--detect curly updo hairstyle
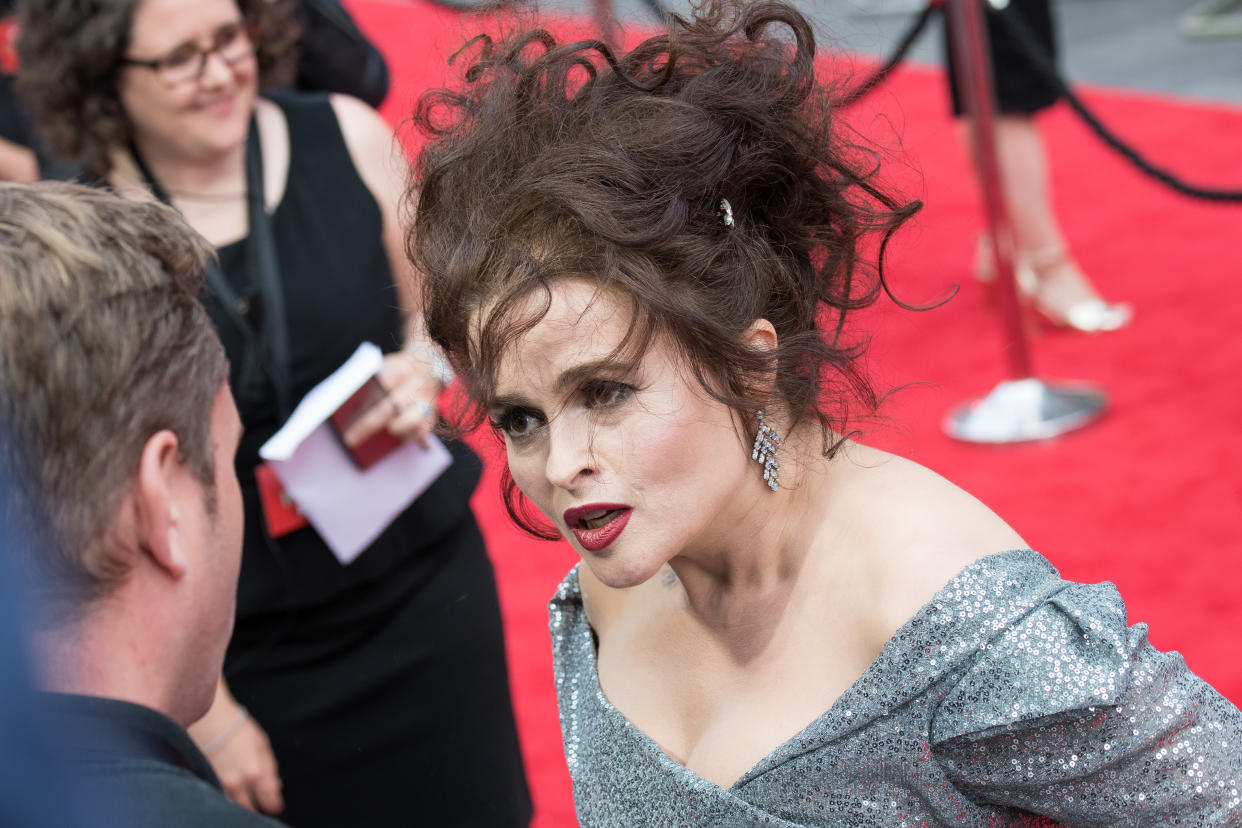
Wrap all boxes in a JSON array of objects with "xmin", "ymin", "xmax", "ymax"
[
  {"xmin": 16, "ymin": 0, "xmax": 299, "ymax": 182},
  {"xmin": 410, "ymin": 0, "xmax": 920, "ymax": 537}
]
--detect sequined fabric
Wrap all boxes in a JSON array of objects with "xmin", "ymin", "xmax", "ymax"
[{"xmin": 549, "ymin": 549, "xmax": 1242, "ymax": 826}]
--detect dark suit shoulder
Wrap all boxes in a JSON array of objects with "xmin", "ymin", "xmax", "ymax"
[{"xmin": 80, "ymin": 757, "xmax": 286, "ymax": 827}]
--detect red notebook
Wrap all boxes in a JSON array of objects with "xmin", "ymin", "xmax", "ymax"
[
  {"xmin": 1, "ymin": 18, "xmax": 20, "ymax": 74},
  {"xmin": 326, "ymin": 374, "xmax": 403, "ymax": 470},
  {"xmin": 254, "ymin": 462, "xmax": 309, "ymax": 538}
]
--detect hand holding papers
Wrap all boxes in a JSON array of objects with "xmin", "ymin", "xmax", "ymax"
[
  {"xmin": 327, "ymin": 373, "xmax": 403, "ymax": 470},
  {"xmin": 259, "ymin": 342, "xmax": 452, "ymax": 565}
]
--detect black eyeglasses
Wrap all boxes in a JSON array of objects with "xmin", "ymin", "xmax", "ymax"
[{"xmin": 121, "ymin": 21, "xmax": 255, "ymax": 87}]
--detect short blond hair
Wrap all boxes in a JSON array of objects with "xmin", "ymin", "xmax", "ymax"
[{"xmin": 0, "ymin": 181, "xmax": 227, "ymax": 618}]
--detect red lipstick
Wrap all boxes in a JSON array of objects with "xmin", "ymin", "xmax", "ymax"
[{"xmin": 563, "ymin": 503, "xmax": 632, "ymax": 552}]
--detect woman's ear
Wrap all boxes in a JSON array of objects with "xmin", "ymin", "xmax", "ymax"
[
  {"xmin": 740, "ymin": 318, "xmax": 779, "ymax": 399},
  {"xmin": 741, "ymin": 318, "xmax": 778, "ymax": 353}
]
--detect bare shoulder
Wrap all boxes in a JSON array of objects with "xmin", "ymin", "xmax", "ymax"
[
  {"xmin": 829, "ymin": 443, "xmax": 1028, "ymax": 643},
  {"xmin": 254, "ymin": 96, "xmax": 286, "ymax": 136},
  {"xmin": 254, "ymin": 98, "xmax": 290, "ymax": 210},
  {"xmin": 329, "ymin": 94, "xmax": 398, "ymax": 163},
  {"xmin": 327, "ymin": 93, "xmax": 407, "ymax": 199}
]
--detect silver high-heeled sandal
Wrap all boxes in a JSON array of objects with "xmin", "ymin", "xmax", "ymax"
[
  {"xmin": 973, "ymin": 235, "xmax": 1040, "ymax": 299},
  {"xmin": 974, "ymin": 237, "xmax": 1132, "ymax": 333},
  {"xmin": 1025, "ymin": 245, "xmax": 1133, "ymax": 333}
]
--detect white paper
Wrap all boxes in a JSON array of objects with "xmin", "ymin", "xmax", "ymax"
[
  {"xmin": 258, "ymin": 342, "xmax": 453, "ymax": 565},
  {"xmin": 260, "ymin": 342, "xmax": 385, "ymax": 462}
]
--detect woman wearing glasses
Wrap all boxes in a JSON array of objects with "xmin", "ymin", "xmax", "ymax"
[{"xmin": 16, "ymin": 1, "xmax": 532, "ymax": 826}]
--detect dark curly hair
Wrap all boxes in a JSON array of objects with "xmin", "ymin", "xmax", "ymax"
[
  {"xmin": 15, "ymin": 0, "xmax": 300, "ymax": 181},
  {"xmin": 409, "ymin": 0, "xmax": 921, "ymax": 538}
]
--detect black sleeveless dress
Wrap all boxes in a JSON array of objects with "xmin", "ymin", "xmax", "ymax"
[{"xmin": 208, "ymin": 91, "xmax": 531, "ymax": 828}]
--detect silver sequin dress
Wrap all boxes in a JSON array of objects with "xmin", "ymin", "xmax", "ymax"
[{"xmin": 549, "ymin": 549, "xmax": 1242, "ymax": 826}]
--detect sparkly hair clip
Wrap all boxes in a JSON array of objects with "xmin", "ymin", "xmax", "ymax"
[{"xmin": 718, "ymin": 198, "xmax": 735, "ymax": 228}]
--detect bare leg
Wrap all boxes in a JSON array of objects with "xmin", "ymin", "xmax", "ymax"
[{"xmin": 962, "ymin": 115, "xmax": 1131, "ymax": 331}]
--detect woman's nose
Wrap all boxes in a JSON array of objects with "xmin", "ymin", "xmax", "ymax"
[
  {"xmin": 544, "ymin": 416, "xmax": 595, "ymax": 491},
  {"xmin": 197, "ymin": 50, "xmax": 235, "ymax": 88}
]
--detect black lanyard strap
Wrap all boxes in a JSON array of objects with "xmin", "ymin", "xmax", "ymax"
[
  {"xmin": 129, "ymin": 116, "xmax": 293, "ymax": 420},
  {"xmin": 241, "ymin": 122, "xmax": 292, "ymax": 421}
]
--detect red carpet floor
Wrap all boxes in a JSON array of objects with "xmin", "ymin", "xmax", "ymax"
[{"xmin": 350, "ymin": 3, "xmax": 1242, "ymax": 824}]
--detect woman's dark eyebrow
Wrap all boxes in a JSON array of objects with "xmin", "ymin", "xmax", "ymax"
[
  {"xmin": 489, "ymin": 359, "xmax": 633, "ymax": 411},
  {"xmin": 155, "ymin": 20, "xmax": 243, "ymax": 59},
  {"xmin": 552, "ymin": 360, "xmax": 631, "ymax": 395},
  {"xmin": 487, "ymin": 393, "xmax": 532, "ymax": 413}
]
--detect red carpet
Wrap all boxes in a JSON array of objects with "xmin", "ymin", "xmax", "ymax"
[{"xmin": 349, "ymin": 3, "xmax": 1242, "ymax": 824}]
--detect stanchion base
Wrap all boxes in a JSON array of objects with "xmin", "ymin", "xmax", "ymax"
[{"xmin": 943, "ymin": 378, "xmax": 1107, "ymax": 444}]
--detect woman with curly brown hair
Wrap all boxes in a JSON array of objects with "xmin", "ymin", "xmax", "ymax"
[
  {"xmin": 411, "ymin": 1, "xmax": 1242, "ymax": 824},
  {"xmin": 16, "ymin": 1, "xmax": 531, "ymax": 826}
]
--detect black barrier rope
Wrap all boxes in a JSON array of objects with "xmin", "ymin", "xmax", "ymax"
[
  {"xmin": 994, "ymin": 2, "xmax": 1242, "ymax": 203},
  {"xmin": 844, "ymin": 1, "xmax": 1242, "ymax": 203},
  {"xmin": 839, "ymin": 2, "xmax": 940, "ymax": 107}
]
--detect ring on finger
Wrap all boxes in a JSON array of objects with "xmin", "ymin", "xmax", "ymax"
[{"xmin": 412, "ymin": 399, "xmax": 434, "ymax": 419}]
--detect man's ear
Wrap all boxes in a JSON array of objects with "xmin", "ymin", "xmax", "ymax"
[{"xmin": 132, "ymin": 429, "xmax": 188, "ymax": 580}]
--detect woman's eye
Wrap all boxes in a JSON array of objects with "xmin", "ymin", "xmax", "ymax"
[
  {"xmin": 583, "ymin": 381, "xmax": 633, "ymax": 410},
  {"xmin": 214, "ymin": 22, "xmax": 246, "ymax": 50},
  {"xmin": 490, "ymin": 409, "xmax": 545, "ymax": 440},
  {"xmin": 161, "ymin": 45, "xmax": 199, "ymax": 70}
]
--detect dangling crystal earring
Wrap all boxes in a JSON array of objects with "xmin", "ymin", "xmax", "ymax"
[{"xmin": 751, "ymin": 409, "xmax": 781, "ymax": 492}]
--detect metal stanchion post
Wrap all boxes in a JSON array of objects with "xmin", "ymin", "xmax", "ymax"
[
  {"xmin": 941, "ymin": 0, "xmax": 1108, "ymax": 443},
  {"xmin": 592, "ymin": 0, "xmax": 620, "ymax": 51}
]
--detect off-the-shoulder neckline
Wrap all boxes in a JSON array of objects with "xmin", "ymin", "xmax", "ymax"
[{"xmin": 553, "ymin": 547, "xmax": 1062, "ymax": 795}]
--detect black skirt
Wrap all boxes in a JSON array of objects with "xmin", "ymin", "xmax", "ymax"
[
  {"xmin": 944, "ymin": 0, "xmax": 1061, "ymax": 116},
  {"xmin": 225, "ymin": 512, "xmax": 532, "ymax": 827}
]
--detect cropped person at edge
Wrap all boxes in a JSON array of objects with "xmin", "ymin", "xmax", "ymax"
[
  {"xmin": 0, "ymin": 181, "xmax": 282, "ymax": 828},
  {"xmin": 16, "ymin": 1, "xmax": 532, "ymax": 824},
  {"xmin": 408, "ymin": 1, "xmax": 1242, "ymax": 824}
]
